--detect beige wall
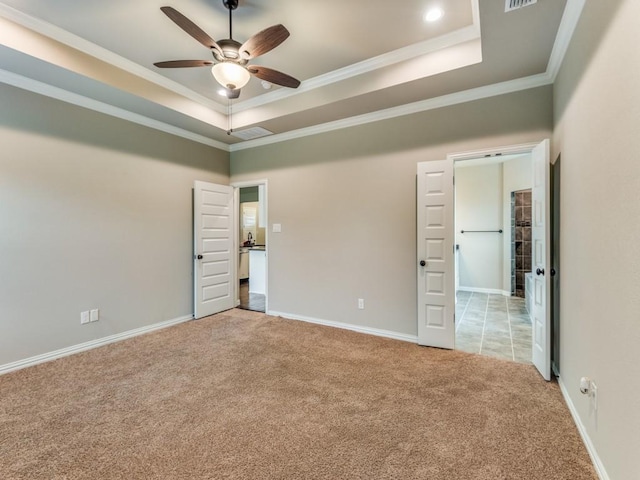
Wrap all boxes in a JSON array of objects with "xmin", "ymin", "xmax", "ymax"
[
  {"xmin": 232, "ymin": 87, "xmax": 553, "ymax": 335},
  {"xmin": 553, "ymin": 0, "xmax": 640, "ymax": 478},
  {"xmin": 3, "ymin": 1, "xmax": 636, "ymax": 473},
  {"xmin": 2, "ymin": 1, "xmax": 637, "ymax": 474},
  {"xmin": 455, "ymin": 163, "xmax": 504, "ymax": 292},
  {"xmin": 0, "ymin": 84, "xmax": 230, "ymax": 366}
]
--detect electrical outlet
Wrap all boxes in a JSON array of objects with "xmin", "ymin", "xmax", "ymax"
[
  {"xmin": 81, "ymin": 311, "xmax": 90, "ymax": 325},
  {"xmin": 90, "ymin": 309, "xmax": 99, "ymax": 322},
  {"xmin": 358, "ymin": 298, "xmax": 364, "ymax": 310}
]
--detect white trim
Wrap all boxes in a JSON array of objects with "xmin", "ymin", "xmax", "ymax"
[
  {"xmin": 558, "ymin": 377, "xmax": 610, "ymax": 480},
  {"xmin": 0, "ymin": 2, "xmax": 226, "ymax": 114},
  {"xmin": 233, "ymin": 187, "xmax": 241, "ymax": 307},
  {"xmin": 234, "ymin": 21, "xmax": 481, "ymax": 112},
  {"xmin": 231, "ymin": 179, "xmax": 270, "ymax": 189},
  {"xmin": 448, "ymin": 142, "xmax": 540, "ymax": 162},
  {"xmin": 1, "ymin": 64, "xmax": 550, "ymax": 154},
  {"xmin": 547, "ymin": 0, "xmax": 586, "ymax": 81},
  {"xmin": 268, "ymin": 311, "xmax": 419, "ymax": 344},
  {"xmin": 471, "ymin": 0, "xmax": 481, "ymax": 31},
  {"xmin": 0, "ymin": 0, "xmax": 584, "ymax": 154},
  {"xmin": 0, "ymin": 0, "xmax": 480, "ymax": 115},
  {"xmin": 0, "ymin": 68, "xmax": 231, "ymax": 152},
  {"xmin": 457, "ymin": 286, "xmax": 511, "ymax": 297},
  {"xmin": 0, "ymin": 314, "xmax": 193, "ymax": 376},
  {"xmin": 231, "ymin": 73, "xmax": 552, "ymax": 151}
]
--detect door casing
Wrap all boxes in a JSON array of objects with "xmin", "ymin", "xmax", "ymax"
[{"xmin": 418, "ymin": 141, "xmax": 552, "ymax": 379}]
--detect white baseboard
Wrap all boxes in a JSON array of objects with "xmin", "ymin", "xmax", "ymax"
[
  {"xmin": 558, "ymin": 377, "xmax": 609, "ymax": 480},
  {"xmin": 268, "ymin": 310, "xmax": 418, "ymax": 344},
  {"xmin": 0, "ymin": 314, "xmax": 194, "ymax": 376},
  {"xmin": 458, "ymin": 286, "xmax": 511, "ymax": 296}
]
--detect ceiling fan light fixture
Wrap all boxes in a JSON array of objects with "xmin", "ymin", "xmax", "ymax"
[{"xmin": 212, "ymin": 62, "xmax": 251, "ymax": 90}]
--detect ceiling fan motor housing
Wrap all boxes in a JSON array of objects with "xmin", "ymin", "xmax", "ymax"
[
  {"xmin": 223, "ymin": 0, "xmax": 239, "ymax": 10},
  {"xmin": 213, "ymin": 39, "xmax": 247, "ymax": 63}
]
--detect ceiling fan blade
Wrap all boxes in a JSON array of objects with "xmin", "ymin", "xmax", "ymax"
[
  {"xmin": 240, "ymin": 24, "xmax": 290, "ymax": 60},
  {"xmin": 247, "ymin": 66, "xmax": 301, "ymax": 89},
  {"xmin": 160, "ymin": 6, "xmax": 222, "ymax": 54},
  {"xmin": 154, "ymin": 60, "xmax": 214, "ymax": 68}
]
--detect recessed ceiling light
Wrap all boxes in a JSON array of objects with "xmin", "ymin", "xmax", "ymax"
[{"xmin": 425, "ymin": 7, "xmax": 444, "ymax": 22}]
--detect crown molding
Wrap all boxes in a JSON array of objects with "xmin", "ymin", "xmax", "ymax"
[
  {"xmin": 0, "ymin": 68, "xmax": 231, "ymax": 152},
  {"xmin": 230, "ymin": 73, "xmax": 553, "ymax": 152},
  {"xmin": 0, "ymin": 2, "xmax": 226, "ymax": 114},
  {"xmin": 0, "ymin": 0, "xmax": 481, "ymax": 118},
  {"xmin": 233, "ymin": 26, "xmax": 481, "ymax": 113},
  {"xmin": 230, "ymin": 0, "xmax": 584, "ymax": 152},
  {"xmin": 0, "ymin": 0, "xmax": 584, "ymax": 155},
  {"xmin": 233, "ymin": 0, "xmax": 482, "ymax": 113},
  {"xmin": 547, "ymin": 0, "xmax": 586, "ymax": 81}
]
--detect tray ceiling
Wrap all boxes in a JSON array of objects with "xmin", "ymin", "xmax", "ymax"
[{"xmin": 0, "ymin": 0, "xmax": 571, "ymax": 149}]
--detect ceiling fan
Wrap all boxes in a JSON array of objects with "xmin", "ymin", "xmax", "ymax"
[{"xmin": 154, "ymin": 0, "xmax": 300, "ymax": 99}]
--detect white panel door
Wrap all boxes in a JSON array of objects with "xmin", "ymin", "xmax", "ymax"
[
  {"xmin": 417, "ymin": 160, "xmax": 455, "ymax": 349},
  {"xmin": 531, "ymin": 140, "xmax": 551, "ymax": 380},
  {"xmin": 194, "ymin": 181, "xmax": 235, "ymax": 319}
]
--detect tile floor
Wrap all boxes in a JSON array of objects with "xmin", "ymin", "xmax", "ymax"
[
  {"xmin": 455, "ymin": 291, "xmax": 532, "ymax": 364},
  {"xmin": 239, "ymin": 280, "xmax": 266, "ymax": 313}
]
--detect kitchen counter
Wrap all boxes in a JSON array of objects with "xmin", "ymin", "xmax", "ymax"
[{"xmin": 240, "ymin": 244, "xmax": 266, "ymax": 251}]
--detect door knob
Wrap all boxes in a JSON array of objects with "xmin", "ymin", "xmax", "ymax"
[
  {"xmin": 420, "ymin": 260, "xmax": 426, "ymax": 267},
  {"xmin": 536, "ymin": 267, "xmax": 545, "ymax": 276},
  {"xmin": 550, "ymin": 268, "xmax": 557, "ymax": 277},
  {"xmin": 196, "ymin": 254, "xmax": 203, "ymax": 260}
]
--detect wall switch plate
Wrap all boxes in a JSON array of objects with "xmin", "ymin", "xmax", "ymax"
[
  {"xmin": 358, "ymin": 298, "xmax": 365, "ymax": 309},
  {"xmin": 272, "ymin": 223, "xmax": 282, "ymax": 233},
  {"xmin": 81, "ymin": 311, "xmax": 90, "ymax": 325},
  {"xmin": 90, "ymin": 309, "xmax": 99, "ymax": 322}
]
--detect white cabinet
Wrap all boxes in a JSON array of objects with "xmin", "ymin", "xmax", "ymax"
[
  {"xmin": 239, "ymin": 249, "xmax": 249, "ymax": 280},
  {"xmin": 249, "ymin": 249, "xmax": 266, "ymax": 294}
]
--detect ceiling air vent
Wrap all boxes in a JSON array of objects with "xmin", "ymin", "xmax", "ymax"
[
  {"xmin": 505, "ymin": 0, "xmax": 537, "ymax": 12},
  {"xmin": 231, "ymin": 127, "xmax": 274, "ymax": 141}
]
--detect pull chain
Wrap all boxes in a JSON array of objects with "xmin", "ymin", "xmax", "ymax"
[{"xmin": 227, "ymin": 95, "xmax": 232, "ymax": 135}]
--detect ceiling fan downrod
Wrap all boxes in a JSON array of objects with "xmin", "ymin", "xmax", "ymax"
[{"xmin": 223, "ymin": 0, "xmax": 238, "ymax": 39}]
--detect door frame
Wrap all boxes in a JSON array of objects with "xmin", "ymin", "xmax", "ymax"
[
  {"xmin": 448, "ymin": 142, "xmax": 540, "ymax": 303},
  {"xmin": 551, "ymin": 155, "xmax": 561, "ymax": 377},
  {"xmin": 445, "ymin": 141, "xmax": 551, "ymax": 377},
  {"xmin": 231, "ymin": 179, "xmax": 269, "ymax": 313}
]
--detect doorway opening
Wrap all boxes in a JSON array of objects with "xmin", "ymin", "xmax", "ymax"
[
  {"xmin": 234, "ymin": 181, "xmax": 268, "ymax": 313},
  {"xmin": 418, "ymin": 140, "xmax": 551, "ymax": 379},
  {"xmin": 453, "ymin": 152, "xmax": 534, "ymax": 364}
]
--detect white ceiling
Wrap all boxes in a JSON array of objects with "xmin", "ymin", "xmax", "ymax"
[{"xmin": 0, "ymin": 0, "xmax": 573, "ymax": 150}]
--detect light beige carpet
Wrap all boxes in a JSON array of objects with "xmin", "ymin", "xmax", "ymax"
[{"xmin": 0, "ymin": 309, "xmax": 596, "ymax": 479}]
